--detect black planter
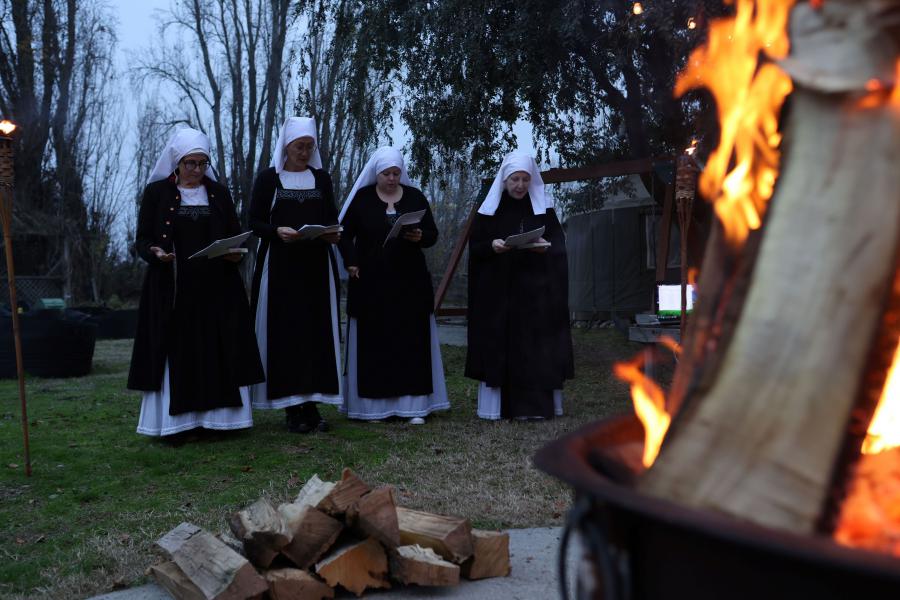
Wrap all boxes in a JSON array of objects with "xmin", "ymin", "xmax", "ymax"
[
  {"xmin": 70, "ymin": 307, "xmax": 139, "ymax": 339},
  {"xmin": 533, "ymin": 415, "xmax": 900, "ymax": 600},
  {"xmin": 0, "ymin": 309, "xmax": 96, "ymax": 378}
]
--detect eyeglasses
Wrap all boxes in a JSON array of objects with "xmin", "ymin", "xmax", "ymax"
[
  {"xmin": 181, "ymin": 159, "xmax": 210, "ymax": 171},
  {"xmin": 290, "ymin": 142, "xmax": 317, "ymax": 152}
]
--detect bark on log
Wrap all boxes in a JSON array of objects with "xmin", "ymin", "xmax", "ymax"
[
  {"xmin": 460, "ymin": 530, "xmax": 511, "ymax": 580},
  {"xmin": 318, "ymin": 469, "xmax": 371, "ymax": 516},
  {"xmin": 278, "ymin": 503, "xmax": 344, "ymax": 569},
  {"xmin": 314, "ymin": 537, "xmax": 390, "ymax": 597},
  {"xmin": 264, "ymin": 568, "xmax": 334, "ymax": 600},
  {"xmin": 396, "ymin": 507, "xmax": 473, "ymax": 563},
  {"xmin": 640, "ymin": 83, "xmax": 900, "ymax": 533},
  {"xmin": 389, "ymin": 545, "xmax": 460, "ymax": 587},
  {"xmin": 347, "ymin": 486, "xmax": 401, "ymax": 548},
  {"xmin": 156, "ymin": 522, "xmax": 269, "ymax": 600},
  {"xmin": 228, "ymin": 498, "xmax": 292, "ymax": 568}
]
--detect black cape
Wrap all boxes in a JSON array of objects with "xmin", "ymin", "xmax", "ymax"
[
  {"xmin": 127, "ymin": 176, "xmax": 265, "ymax": 414},
  {"xmin": 465, "ymin": 192, "xmax": 574, "ymax": 405},
  {"xmin": 337, "ymin": 184, "xmax": 438, "ymax": 398},
  {"xmin": 248, "ymin": 167, "xmax": 341, "ymax": 399}
]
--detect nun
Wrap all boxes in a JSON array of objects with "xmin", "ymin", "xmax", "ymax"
[
  {"xmin": 337, "ymin": 147, "xmax": 449, "ymax": 424},
  {"xmin": 465, "ymin": 151, "xmax": 574, "ymax": 420},
  {"xmin": 128, "ymin": 128, "xmax": 265, "ymax": 437},
  {"xmin": 248, "ymin": 117, "xmax": 343, "ymax": 433}
]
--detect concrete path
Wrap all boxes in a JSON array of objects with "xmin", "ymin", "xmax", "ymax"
[
  {"xmin": 435, "ymin": 321, "xmax": 467, "ymax": 347},
  {"xmin": 90, "ymin": 527, "xmax": 579, "ymax": 600}
]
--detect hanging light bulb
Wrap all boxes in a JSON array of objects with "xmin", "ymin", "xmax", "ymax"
[
  {"xmin": 687, "ymin": 17, "xmax": 697, "ymax": 29},
  {"xmin": 633, "ymin": 2, "xmax": 644, "ymax": 15}
]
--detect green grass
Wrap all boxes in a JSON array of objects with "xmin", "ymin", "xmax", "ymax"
[{"xmin": 0, "ymin": 329, "xmax": 646, "ymax": 599}]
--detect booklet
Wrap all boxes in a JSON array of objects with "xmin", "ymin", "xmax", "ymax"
[
  {"xmin": 188, "ymin": 231, "xmax": 252, "ymax": 259},
  {"xmin": 503, "ymin": 226, "xmax": 546, "ymax": 249},
  {"xmin": 295, "ymin": 224, "xmax": 343, "ymax": 241},
  {"xmin": 383, "ymin": 209, "xmax": 427, "ymax": 246}
]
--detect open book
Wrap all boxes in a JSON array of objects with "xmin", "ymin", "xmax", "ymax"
[
  {"xmin": 384, "ymin": 209, "xmax": 427, "ymax": 246},
  {"xmin": 503, "ymin": 226, "xmax": 550, "ymax": 249},
  {"xmin": 295, "ymin": 224, "xmax": 343, "ymax": 241},
  {"xmin": 188, "ymin": 231, "xmax": 252, "ymax": 259}
]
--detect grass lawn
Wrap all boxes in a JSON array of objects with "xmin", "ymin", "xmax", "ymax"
[{"xmin": 0, "ymin": 329, "xmax": 643, "ymax": 599}]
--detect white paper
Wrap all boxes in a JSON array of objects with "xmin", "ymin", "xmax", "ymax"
[
  {"xmin": 517, "ymin": 240, "xmax": 552, "ymax": 250},
  {"xmin": 503, "ymin": 226, "xmax": 545, "ymax": 248},
  {"xmin": 188, "ymin": 231, "xmax": 252, "ymax": 259},
  {"xmin": 383, "ymin": 209, "xmax": 427, "ymax": 246},
  {"xmin": 295, "ymin": 224, "xmax": 343, "ymax": 241}
]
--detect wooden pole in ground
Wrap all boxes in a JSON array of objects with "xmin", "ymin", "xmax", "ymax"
[{"xmin": 0, "ymin": 121, "xmax": 29, "ymax": 477}]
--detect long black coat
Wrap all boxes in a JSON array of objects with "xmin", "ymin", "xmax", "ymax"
[
  {"xmin": 337, "ymin": 184, "xmax": 438, "ymax": 398},
  {"xmin": 465, "ymin": 192, "xmax": 574, "ymax": 391},
  {"xmin": 127, "ymin": 176, "xmax": 264, "ymax": 393},
  {"xmin": 248, "ymin": 166, "xmax": 341, "ymax": 399}
]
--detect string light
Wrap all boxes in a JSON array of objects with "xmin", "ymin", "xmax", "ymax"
[
  {"xmin": 687, "ymin": 17, "xmax": 697, "ymax": 29},
  {"xmin": 633, "ymin": 2, "xmax": 644, "ymax": 15}
]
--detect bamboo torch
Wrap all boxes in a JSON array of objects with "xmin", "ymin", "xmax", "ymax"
[{"xmin": 0, "ymin": 119, "xmax": 30, "ymax": 477}]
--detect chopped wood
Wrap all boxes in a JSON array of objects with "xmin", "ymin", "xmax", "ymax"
[
  {"xmin": 156, "ymin": 522, "xmax": 268, "ymax": 600},
  {"xmin": 264, "ymin": 568, "xmax": 334, "ymax": 600},
  {"xmin": 347, "ymin": 486, "xmax": 400, "ymax": 548},
  {"xmin": 278, "ymin": 503, "xmax": 344, "ymax": 569},
  {"xmin": 460, "ymin": 530, "xmax": 510, "ymax": 580},
  {"xmin": 228, "ymin": 498, "xmax": 292, "ymax": 568},
  {"xmin": 315, "ymin": 537, "xmax": 390, "ymax": 597},
  {"xmin": 389, "ymin": 544, "xmax": 460, "ymax": 587},
  {"xmin": 639, "ymin": 80, "xmax": 900, "ymax": 533},
  {"xmin": 397, "ymin": 507, "xmax": 473, "ymax": 563},
  {"xmin": 293, "ymin": 474, "xmax": 337, "ymax": 510},
  {"xmin": 149, "ymin": 561, "xmax": 205, "ymax": 600},
  {"xmin": 318, "ymin": 468, "xmax": 371, "ymax": 516}
]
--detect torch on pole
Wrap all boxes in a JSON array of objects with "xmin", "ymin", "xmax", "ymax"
[{"xmin": 0, "ymin": 119, "xmax": 30, "ymax": 477}]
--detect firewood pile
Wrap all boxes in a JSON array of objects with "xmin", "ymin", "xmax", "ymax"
[{"xmin": 148, "ymin": 468, "xmax": 511, "ymax": 599}]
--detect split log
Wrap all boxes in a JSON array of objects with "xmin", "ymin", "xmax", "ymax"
[
  {"xmin": 347, "ymin": 486, "xmax": 401, "ymax": 548},
  {"xmin": 156, "ymin": 522, "xmax": 268, "ymax": 600},
  {"xmin": 460, "ymin": 530, "xmax": 510, "ymax": 580},
  {"xmin": 149, "ymin": 561, "xmax": 205, "ymax": 600},
  {"xmin": 293, "ymin": 474, "xmax": 337, "ymax": 510},
  {"xmin": 278, "ymin": 503, "xmax": 344, "ymax": 569},
  {"xmin": 228, "ymin": 498, "xmax": 292, "ymax": 568},
  {"xmin": 389, "ymin": 545, "xmax": 460, "ymax": 587},
  {"xmin": 397, "ymin": 507, "xmax": 473, "ymax": 563},
  {"xmin": 639, "ymin": 2, "xmax": 900, "ymax": 534},
  {"xmin": 264, "ymin": 568, "xmax": 334, "ymax": 600},
  {"xmin": 315, "ymin": 537, "xmax": 390, "ymax": 597},
  {"xmin": 319, "ymin": 468, "xmax": 371, "ymax": 516}
]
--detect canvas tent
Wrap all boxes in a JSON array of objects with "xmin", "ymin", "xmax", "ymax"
[{"xmin": 566, "ymin": 174, "xmax": 683, "ymax": 319}]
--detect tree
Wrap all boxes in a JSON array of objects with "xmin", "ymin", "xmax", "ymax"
[{"xmin": 354, "ymin": 0, "xmax": 727, "ymax": 181}]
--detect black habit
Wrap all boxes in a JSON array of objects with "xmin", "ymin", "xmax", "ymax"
[
  {"xmin": 127, "ymin": 176, "xmax": 265, "ymax": 415},
  {"xmin": 465, "ymin": 191, "xmax": 574, "ymax": 418},
  {"xmin": 248, "ymin": 166, "xmax": 341, "ymax": 399},
  {"xmin": 338, "ymin": 184, "xmax": 438, "ymax": 398}
]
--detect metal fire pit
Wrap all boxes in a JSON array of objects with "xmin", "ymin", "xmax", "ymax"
[{"xmin": 534, "ymin": 415, "xmax": 900, "ymax": 599}]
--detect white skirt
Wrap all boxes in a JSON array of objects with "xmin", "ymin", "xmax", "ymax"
[
  {"xmin": 137, "ymin": 363, "xmax": 254, "ymax": 436},
  {"xmin": 477, "ymin": 383, "xmax": 564, "ymax": 421},
  {"xmin": 342, "ymin": 316, "xmax": 450, "ymax": 420},
  {"xmin": 250, "ymin": 251, "xmax": 343, "ymax": 409}
]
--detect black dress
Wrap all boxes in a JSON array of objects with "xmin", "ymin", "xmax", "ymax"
[
  {"xmin": 465, "ymin": 191, "xmax": 574, "ymax": 419},
  {"xmin": 129, "ymin": 178, "xmax": 264, "ymax": 433},
  {"xmin": 248, "ymin": 167, "xmax": 341, "ymax": 405},
  {"xmin": 338, "ymin": 184, "xmax": 449, "ymax": 417}
]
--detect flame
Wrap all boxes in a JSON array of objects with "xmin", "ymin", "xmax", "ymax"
[
  {"xmin": 675, "ymin": 0, "xmax": 795, "ymax": 247},
  {"xmin": 0, "ymin": 120, "xmax": 16, "ymax": 136},
  {"xmin": 658, "ymin": 335, "xmax": 682, "ymax": 356},
  {"xmin": 685, "ymin": 138, "xmax": 699, "ymax": 155},
  {"xmin": 862, "ymin": 343, "xmax": 900, "ymax": 454},
  {"xmin": 614, "ymin": 355, "xmax": 671, "ymax": 467},
  {"xmin": 687, "ymin": 267, "xmax": 699, "ymax": 288},
  {"xmin": 632, "ymin": 2, "xmax": 643, "ymax": 15}
]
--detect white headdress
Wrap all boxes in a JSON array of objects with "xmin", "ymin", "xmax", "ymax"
[
  {"xmin": 477, "ymin": 151, "xmax": 547, "ymax": 216},
  {"xmin": 271, "ymin": 116, "xmax": 323, "ymax": 173},
  {"xmin": 338, "ymin": 146, "xmax": 413, "ymax": 221},
  {"xmin": 147, "ymin": 128, "xmax": 215, "ymax": 185}
]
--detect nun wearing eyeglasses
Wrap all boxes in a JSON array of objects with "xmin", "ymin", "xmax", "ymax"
[
  {"xmin": 465, "ymin": 151, "xmax": 574, "ymax": 421},
  {"xmin": 128, "ymin": 128, "xmax": 264, "ymax": 437},
  {"xmin": 248, "ymin": 117, "xmax": 342, "ymax": 434},
  {"xmin": 337, "ymin": 147, "xmax": 449, "ymax": 424}
]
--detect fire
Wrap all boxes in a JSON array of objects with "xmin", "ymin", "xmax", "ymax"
[
  {"xmin": 674, "ymin": 0, "xmax": 795, "ymax": 247},
  {"xmin": 862, "ymin": 342, "xmax": 900, "ymax": 455},
  {"xmin": 614, "ymin": 355, "xmax": 671, "ymax": 467},
  {"xmin": 632, "ymin": 2, "xmax": 643, "ymax": 15},
  {"xmin": 0, "ymin": 120, "xmax": 16, "ymax": 136}
]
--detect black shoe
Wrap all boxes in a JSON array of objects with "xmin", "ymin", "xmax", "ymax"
[
  {"xmin": 316, "ymin": 418, "xmax": 331, "ymax": 432},
  {"xmin": 302, "ymin": 402, "xmax": 329, "ymax": 432},
  {"xmin": 286, "ymin": 406, "xmax": 312, "ymax": 434}
]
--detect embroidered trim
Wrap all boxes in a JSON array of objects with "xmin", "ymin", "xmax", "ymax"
[
  {"xmin": 276, "ymin": 188, "xmax": 322, "ymax": 204},
  {"xmin": 177, "ymin": 205, "xmax": 211, "ymax": 221}
]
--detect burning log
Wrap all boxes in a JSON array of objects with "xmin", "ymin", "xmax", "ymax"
[
  {"xmin": 155, "ymin": 523, "xmax": 269, "ymax": 600},
  {"xmin": 639, "ymin": 0, "xmax": 900, "ymax": 535}
]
